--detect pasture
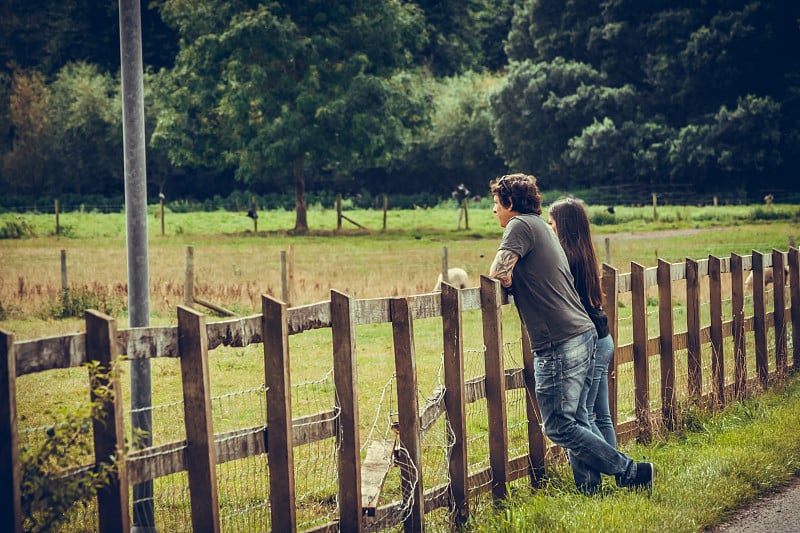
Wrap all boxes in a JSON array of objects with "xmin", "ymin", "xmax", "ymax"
[
  {"xmin": 2, "ymin": 202, "xmax": 798, "ymax": 337},
  {"xmin": 1, "ymin": 203, "xmax": 799, "ymax": 531}
]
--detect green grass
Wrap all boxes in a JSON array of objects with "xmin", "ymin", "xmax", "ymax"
[
  {"xmin": 2, "ymin": 200, "xmax": 799, "ymax": 240},
  {"xmin": 467, "ymin": 373, "xmax": 800, "ymax": 532},
  {"xmin": 3, "ymin": 203, "xmax": 800, "ymax": 531}
]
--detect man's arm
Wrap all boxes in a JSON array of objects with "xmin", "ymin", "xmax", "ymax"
[{"xmin": 490, "ymin": 249, "xmax": 519, "ymax": 288}]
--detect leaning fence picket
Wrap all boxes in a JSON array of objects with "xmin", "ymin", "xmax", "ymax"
[
  {"xmin": 601, "ymin": 264, "xmax": 619, "ymax": 428},
  {"xmin": 480, "ymin": 275, "xmax": 509, "ymax": 500},
  {"xmin": 752, "ymin": 251, "xmax": 769, "ymax": 388},
  {"xmin": 657, "ymin": 259, "xmax": 677, "ymax": 430},
  {"xmin": 330, "ymin": 290, "xmax": 362, "ymax": 532},
  {"xmin": 178, "ymin": 305, "xmax": 221, "ymax": 532},
  {"xmin": 390, "ymin": 297, "xmax": 425, "ymax": 533},
  {"xmin": 790, "ymin": 248, "xmax": 800, "ymax": 369},
  {"xmin": 686, "ymin": 258, "xmax": 703, "ymax": 403},
  {"xmin": 630, "ymin": 262, "xmax": 652, "ymax": 442},
  {"xmin": 441, "ymin": 283, "xmax": 469, "ymax": 526},
  {"xmin": 773, "ymin": 249, "xmax": 788, "ymax": 376},
  {"xmin": 86, "ymin": 310, "xmax": 130, "ymax": 532},
  {"xmin": 0, "ymin": 328, "xmax": 21, "ymax": 533},
  {"xmin": 731, "ymin": 253, "xmax": 748, "ymax": 399},
  {"xmin": 709, "ymin": 256, "xmax": 725, "ymax": 406},
  {"xmin": 262, "ymin": 295, "xmax": 297, "ymax": 532}
]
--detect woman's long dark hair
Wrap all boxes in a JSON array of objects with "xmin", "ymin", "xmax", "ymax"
[{"xmin": 548, "ymin": 197, "xmax": 603, "ymax": 308}]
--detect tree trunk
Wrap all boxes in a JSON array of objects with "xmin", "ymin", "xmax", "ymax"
[{"xmin": 293, "ymin": 155, "xmax": 308, "ymax": 232}]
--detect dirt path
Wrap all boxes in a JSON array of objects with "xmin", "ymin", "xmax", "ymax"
[{"xmin": 710, "ymin": 476, "xmax": 800, "ymax": 532}]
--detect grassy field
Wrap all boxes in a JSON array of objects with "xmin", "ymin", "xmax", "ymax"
[
  {"xmin": 2, "ymin": 203, "xmax": 799, "ymax": 531},
  {"xmin": 1, "ymin": 202, "xmax": 798, "ymax": 337}
]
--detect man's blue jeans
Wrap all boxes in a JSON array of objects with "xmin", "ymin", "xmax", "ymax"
[{"xmin": 533, "ymin": 328, "xmax": 635, "ymax": 493}]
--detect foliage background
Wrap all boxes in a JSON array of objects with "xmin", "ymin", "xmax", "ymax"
[{"xmin": 1, "ymin": 0, "xmax": 799, "ymax": 221}]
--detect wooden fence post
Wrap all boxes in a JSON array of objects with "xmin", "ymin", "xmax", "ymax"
[
  {"xmin": 330, "ymin": 290, "xmax": 362, "ymax": 532},
  {"xmin": 772, "ymin": 249, "xmax": 788, "ymax": 378},
  {"xmin": 601, "ymin": 264, "xmax": 619, "ymax": 429},
  {"xmin": 441, "ymin": 283, "xmax": 469, "ymax": 525},
  {"xmin": 55, "ymin": 198, "xmax": 60, "ymax": 236},
  {"xmin": 177, "ymin": 305, "xmax": 221, "ymax": 533},
  {"xmin": 789, "ymin": 247, "xmax": 800, "ymax": 370},
  {"xmin": 337, "ymin": 194, "xmax": 343, "ymax": 230},
  {"xmin": 708, "ymin": 256, "xmax": 725, "ymax": 406},
  {"xmin": 390, "ymin": 297, "xmax": 425, "ymax": 533},
  {"xmin": 520, "ymin": 324, "xmax": 546, "ymax": 486},
  {"xmin": 752, "ymin": 251, "xmax": 769, "ymax": 389},
  {"xmin": 281, "ymin": 251, "xmax": 290, "ymax": 306},
  {"xmin": 630, "ymin": 263, "xmax": 652, "ymax": 441},
  {"xmin": 0, "ymin": 328, "xmax": 22, "ymax": 533},
  {"xmin": 730, "ymin": 254, "xmax": 747, "ymax": 398},
  {"xmin": 657, "ymin": 259, "xmax": 677, "ymax": 431},
  {"xmin": 686, "ymin": 258, "xmax": 703, "ymax": 403},
  {"xmin": 85, "ymin": 310, "xmax": 130, "ymax": 533},
  {"xmin": 262, "ymin": 295, "xmax": 297, "ymax": 532},
  {"xmin": 61, "ymin": 249, "xmax": 68, "ymax": 301},
  {"xmin": 382, "ymin": 195, "xmax": 388, "ymax": 232},
  {"xmin": 480, "ymin": 275, "xmax": 509, "ymax": 500},
  {"xmin": 441, "ymin": 247, "xmax": 449, "ymax": 285},
  {"xmin": 184, "ymin": 245, "xmax": 194, "ymax": 308}
]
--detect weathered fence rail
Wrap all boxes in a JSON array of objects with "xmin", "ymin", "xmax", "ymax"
[{"xmin": 2, "ymin": 249, "xmax": 799, "ymax": 532}]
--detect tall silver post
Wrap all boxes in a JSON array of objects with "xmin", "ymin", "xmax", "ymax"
[{"xmin": 119, "ymin": 0, "xmax": 154, "ymax": 530}]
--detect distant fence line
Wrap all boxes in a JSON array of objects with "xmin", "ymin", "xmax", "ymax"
[{"xmin": 1, "ymin": 248, "xmax": 799, "ymax": 532}]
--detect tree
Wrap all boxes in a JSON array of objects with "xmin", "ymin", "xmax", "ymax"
[
  {"xmin": 2, "ymin": 67, "xmax": 53, "ymax": 195},
  {"xmin": 49, "ymin": 62, "xmax": 123, "ymax": 196},
  {"xmin": 490, "ymin": 58, "xmax": 636, "ymax": 187},
  {"xmin": 668, "ymin": 95, "xmax": 782, "ymax": 192},
  {"xmin": 153, "ymin": 0, "xmax": 428, "ymax": 231},
  {"xmin": 493, "ymin": 0, "xmax": 798, "ymax": 197}
]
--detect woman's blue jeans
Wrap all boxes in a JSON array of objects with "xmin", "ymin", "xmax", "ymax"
[
  {"xmin": 533, "ymin": 328, "xmax": 634, "ymax": 493},
  {"xmin": 586, "ymin": 334, "xmax": 617, "ymax": 448}
]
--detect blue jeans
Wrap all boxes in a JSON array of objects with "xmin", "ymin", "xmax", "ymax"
[
  {"xmin": 533, "ymin": 328, "xmax": 635, "ymax": 493},
  {"xmin": 586, "ymin": 334, "xmax": 617, "ymax": 448}
]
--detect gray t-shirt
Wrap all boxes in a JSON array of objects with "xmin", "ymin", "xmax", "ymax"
[{"xmin": 499, "ymin": 214, "xmax": 594, "ymax": 350}]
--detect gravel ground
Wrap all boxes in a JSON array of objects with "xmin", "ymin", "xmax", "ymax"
[{"xmin": 710, "ymin": 476, "xmax": 800, "ymax": 532}]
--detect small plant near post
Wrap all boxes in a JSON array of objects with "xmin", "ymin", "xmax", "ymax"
[{"xmin": 20, "ymin": 361, "xmax": 118, "ymax": 533}]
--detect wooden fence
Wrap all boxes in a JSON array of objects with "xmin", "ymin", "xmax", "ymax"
[{"xmin": 2, "ymin": 248, "xmax": 799, "ymax": 533}]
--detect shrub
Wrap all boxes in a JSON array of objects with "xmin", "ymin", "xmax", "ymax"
[
  {"xmin": 21, "ymin": 361, "xmax": 118, "ymax": 533},
  {"xmin": 0, "ymin": 218, "xmax": 36, "ymax": 239},
  {"xmin": 39, "ymin": 287, "xmax": 127, "ymax": 320}
]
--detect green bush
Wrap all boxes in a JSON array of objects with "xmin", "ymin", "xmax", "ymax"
[
  {"xmin": 0, "ymin": 218, "xmax": 36, "ymax": 239},
  {"xmin": 590, "ymin": 211, "xmax": 618, "ymax": 226},
  {"xmin": 40, "ymin": 287, "xmax": 127, "ymax": 320},
  {"xmin": 750, "ymin": 206, "xmax": 800, "ymax": 221},
  {"xmin": 21, "ymin": 361, "xmax": 118, "ymax": 533}
]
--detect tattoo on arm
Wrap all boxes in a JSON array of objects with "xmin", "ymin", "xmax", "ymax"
[{"xmin": 490, "ymin": 250, "xmax": 519, "ymax": 288}]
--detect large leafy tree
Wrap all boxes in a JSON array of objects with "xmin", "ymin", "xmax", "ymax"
[
  {"xmin": 153, "ymin": 0, "xmax": 428, "ymax": 231},
  {"xmin": 493, "ymin": 0, "xmax": 799, "ymax": 196}
]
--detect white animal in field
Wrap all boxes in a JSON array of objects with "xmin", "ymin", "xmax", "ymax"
[
  {"xmin": 433, "ymin": 268, "xmax": 469, "ymax": 292},
  {"xmin": 744, "ymin": 265, "xmax": 789, "ymax": 292}
]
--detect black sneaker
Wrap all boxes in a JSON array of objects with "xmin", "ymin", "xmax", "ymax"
[{"xmin": 628, "ymin": 462, "xmax": 654, "ymax": 493}]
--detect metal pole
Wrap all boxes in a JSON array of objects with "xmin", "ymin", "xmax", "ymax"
[{"xmin": 119, "ymin": 0, "xmax": 154, "ymax": 530}]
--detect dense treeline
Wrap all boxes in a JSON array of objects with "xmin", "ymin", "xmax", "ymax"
[{"xmin": 1, "ymin": 0, "xmax": 798, "ymax": 229}]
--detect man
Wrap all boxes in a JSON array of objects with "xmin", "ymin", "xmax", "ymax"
[{"xmin": 488, "ymin": 173, "xmax": 653, "ymax": 494}]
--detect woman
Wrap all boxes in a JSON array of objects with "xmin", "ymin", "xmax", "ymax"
[{"xmin": 548, "ymin": 196, "xmax": 617, "ymax": 448}]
